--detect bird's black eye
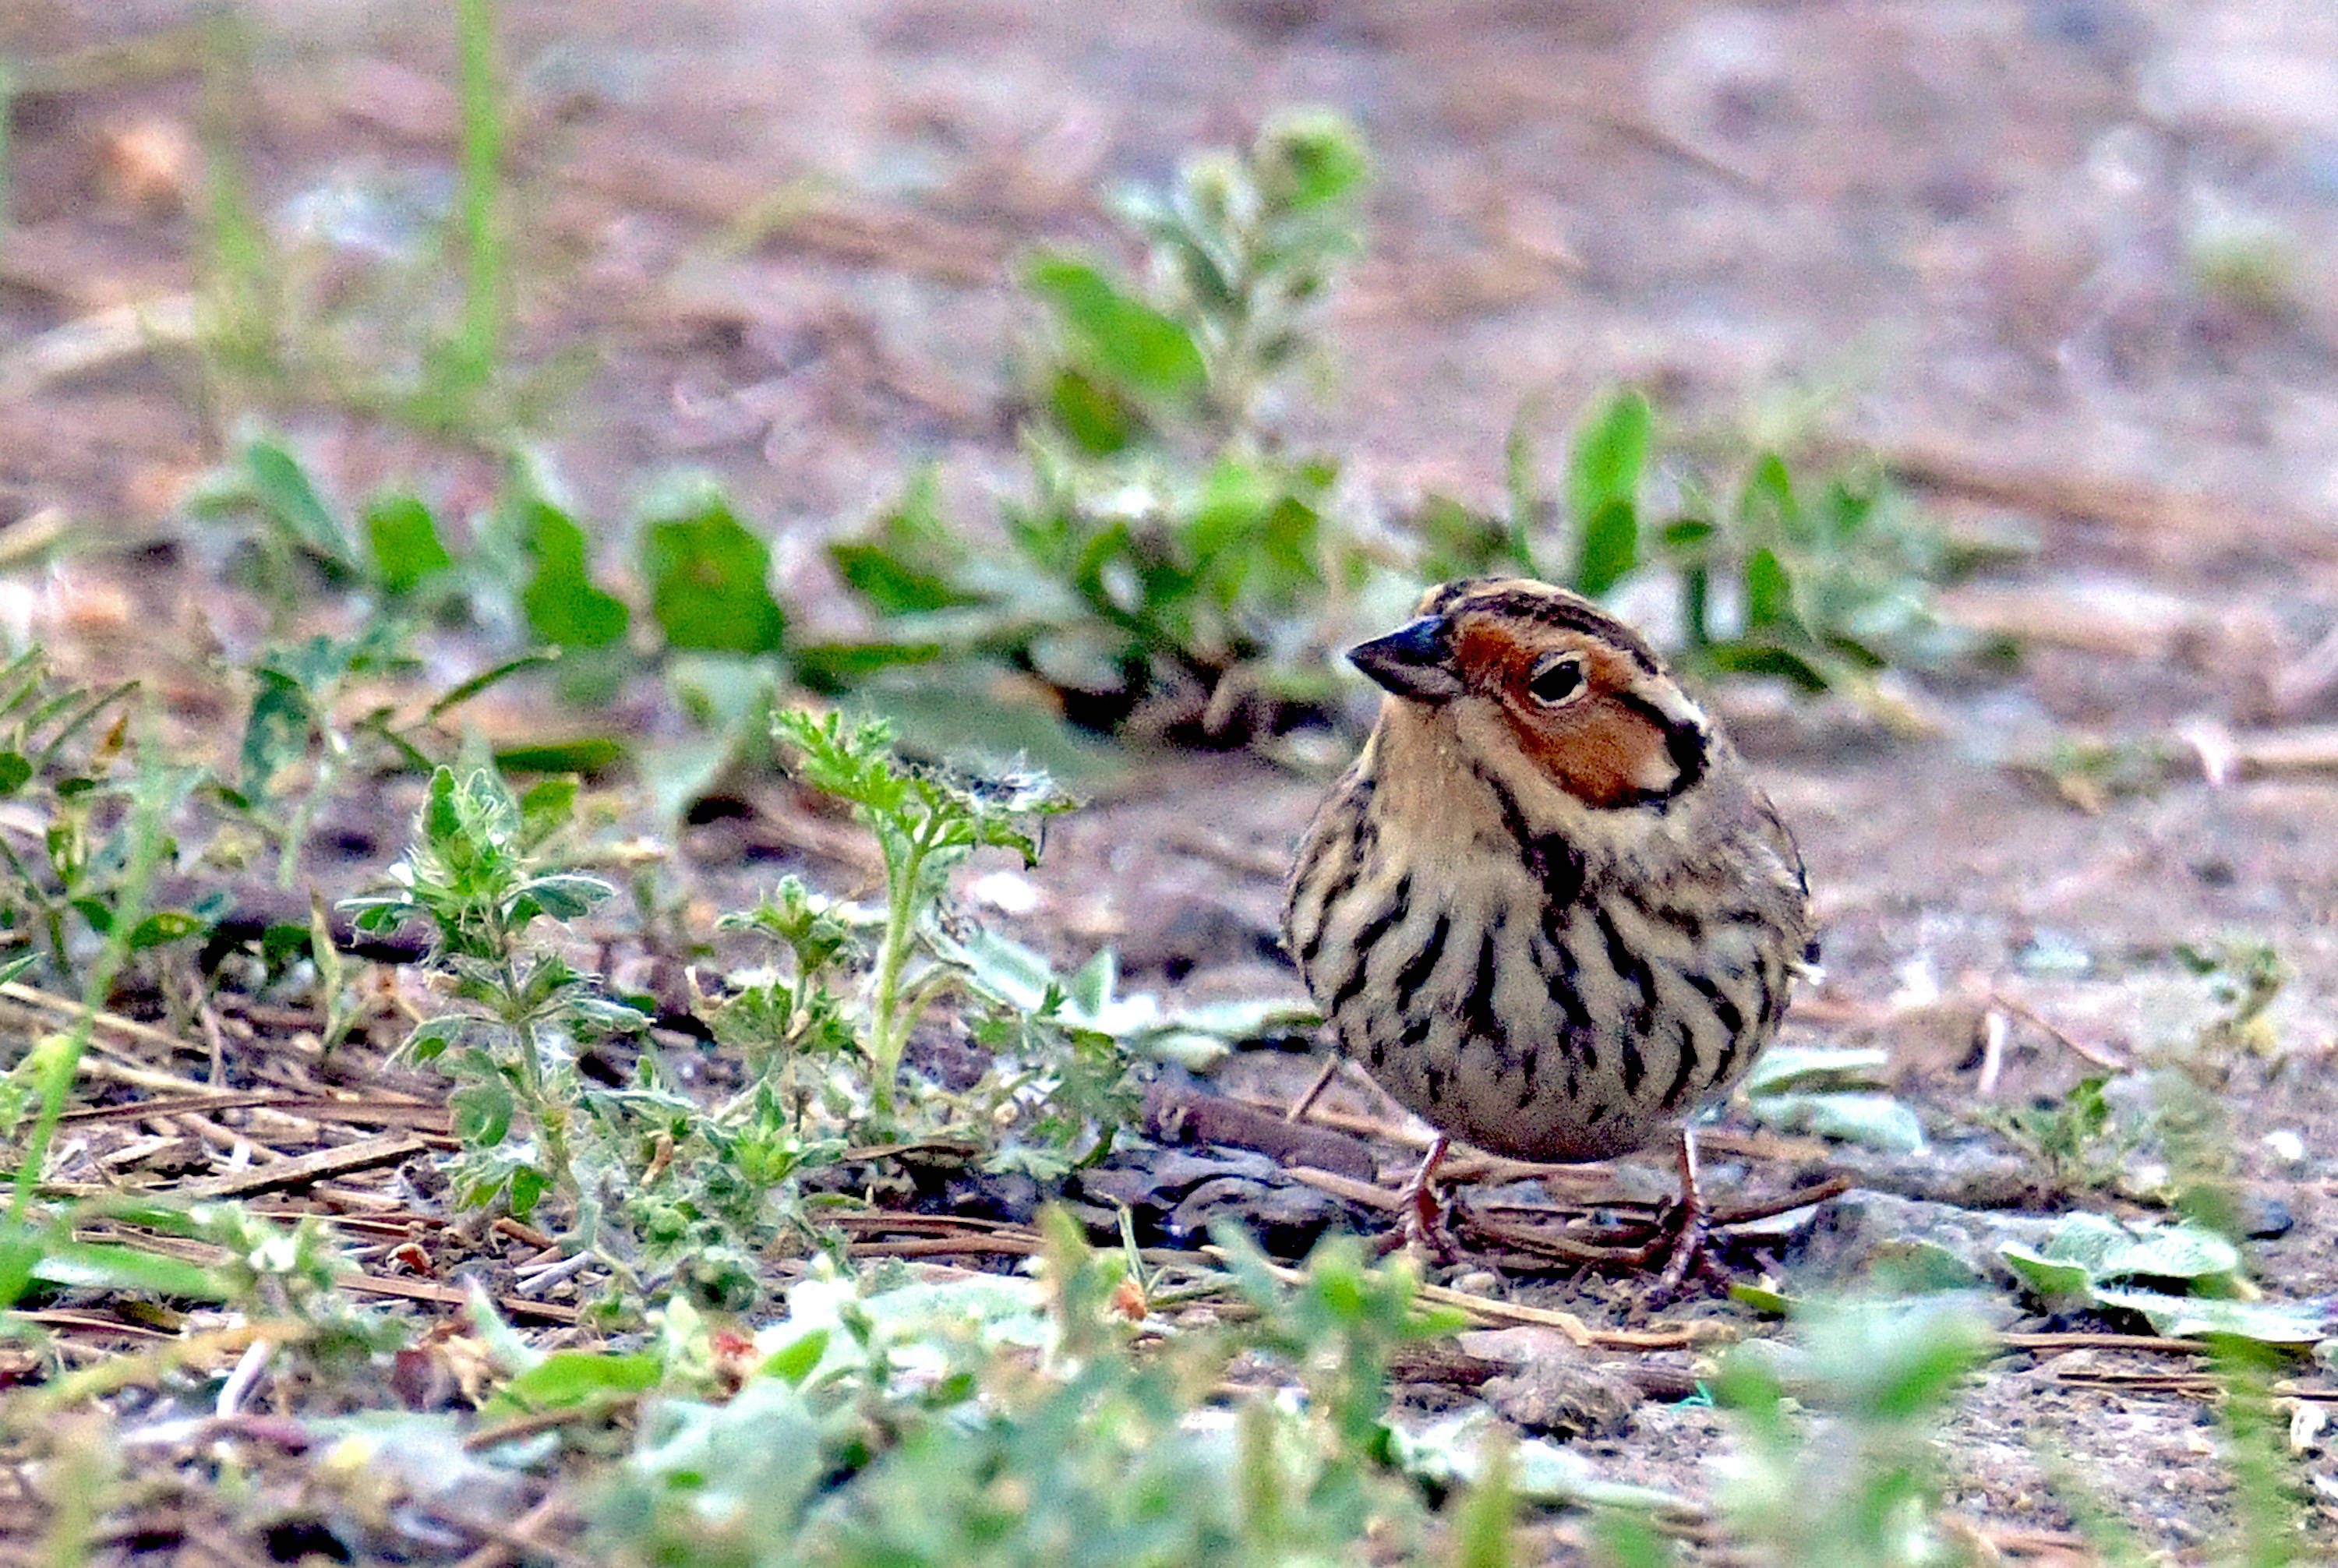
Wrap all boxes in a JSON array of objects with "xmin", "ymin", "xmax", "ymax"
[{"xmin": 1526, "ymin": 654, "xmax": 1587, "ymax": 706}]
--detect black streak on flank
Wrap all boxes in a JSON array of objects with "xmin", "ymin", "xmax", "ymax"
[
  {"xmin": 1595, "ymin": 906, "xmax": 1658, "ymax": 1027},
  {"xmin": 1328, "ymin": 875, "xmax": 1410, "ymax": 1017},
  {"xmin": 1536, "ymin": 914, "xmax": 1596, "ymax": 1038},
  {"xmin": 1706, "ymin": 1029, "xmax": 1741, "ymax": 1089},
  {"xmin": 1391, "ymin": 911, "xmax": 1450, "ymax": 1013},
  {"xmin": 1619, "ymin": 1037, "xmax": 1644, "ymax": 1096},
  {"xmin": 1459, "ymin": 926, "xmax": 1503, "ymax": 1047},
  {"xmin": 1294, "ymin": 862, "xmax": 1353, "ymax": 969},
  {"xmin": 1683, "ymin": 972, "xmax": 1744, "ymax": 1039},
  {"xmin": 1659, "ymin": 1019, "xmax": 1701, "ymax": 1111},
  {"xmin": 1753, "ymin": 955, "xmax": 1784, "ymax": 1030},
  {"xmin": 1630, "ymin": 883, "xmax": 1702, "ymax": 946}
]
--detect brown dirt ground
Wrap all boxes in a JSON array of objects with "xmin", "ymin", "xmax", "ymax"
[{"xmin": 8, "ymin": 1, "xmax": 2338, "ymax": 1562}]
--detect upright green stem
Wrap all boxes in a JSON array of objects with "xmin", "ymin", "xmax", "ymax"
[
  {"xmin": 7, "ymin": 723, "xmax": 168, "ymax": 1229},
  {"xmin": 865, "ymin": 811, "xmax": 947, "ymax": 1114},
  {"xmin": 451, "ymin": 0, "xmax": 505, "ymax": 394},
  {"xmin": 0, "ymin": 835, "xmax": 65, "ymax": 980},
  {"xmin": 277, "ymin": 723, "xmax": 348, "ymax": 890},
  {"xmin": 491, "ymin": 931, "xmax": 574, "ymax": 1206}
]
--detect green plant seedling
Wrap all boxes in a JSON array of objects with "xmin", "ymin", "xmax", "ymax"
[
  {"xmin": 1711, "ymin": 1298, "xmax": 1993, "ymax": 1568},
  {"xmin": 343, "ymin": 766, "xmax": 628, "ymax": 1224},
  {"xmin": 770, "ymin": 710, "xmax": 1075, "ymax": 1115}
]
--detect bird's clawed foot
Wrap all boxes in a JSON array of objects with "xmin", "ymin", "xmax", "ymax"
[
  {"xmin": 1382, "ymin": 1136, "xmax": 1465, "ymax": 1266},
  {"xmin": 1622, "ymin": 1125, "xmax": 1725, "ymax": 1304}
]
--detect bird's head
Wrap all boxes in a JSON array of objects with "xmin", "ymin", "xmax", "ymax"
[{"xmin": 1348, "ymin": 577, "xmax": 1711, "ymax": 810}]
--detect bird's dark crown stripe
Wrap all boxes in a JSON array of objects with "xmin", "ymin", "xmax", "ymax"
[{"xmin": 1425, "ymin": 580, "xmax": 1666, "ymax": 673}]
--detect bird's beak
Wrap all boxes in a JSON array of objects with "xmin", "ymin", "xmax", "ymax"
[{"xmin": 1348, "ymin": 614, "xmax": 1464, "ymax": 702}]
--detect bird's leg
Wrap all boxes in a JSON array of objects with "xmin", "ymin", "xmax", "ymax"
[
  {"xmin": 1284, "ymin": 1054, "xmax": 1344, "ymax": 1124},
  {"xmin": 1390, "ymin": 1135, "xmax": 1460, "ymax": 1263},
  {"xmin": 1649, "ymin": 1123, "xmax": 1713, "ymax": 1297}
]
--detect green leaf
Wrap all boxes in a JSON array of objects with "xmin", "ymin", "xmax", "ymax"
[
  {"xmin": 2094, "ymin": 1288, "xmax": 2332, "ymax": 1344},
  {"xmin": 516, "ymin": 872, "xmax": 615, "ymax": 921},
  {"xmin": 125, "ymin": 910, "xmax": 204, "ymax": 951},
  {"xmin": 1566, "ymin": 391, "xmax": 1651, "ymax": 537},
  {"xmin": 365, "ymin": 494, "xmax": 455, "ymax": 594},
  {"xmin": 493, "ymin": 737, "xmax": 626, "ymax": 776},
  {"xmin": 1704, "ymin": 641, "xmax": 1829, "ymax": 691},
  {"xmin": 0, "ymin": 1235, "xmax": 41, "ymax": 1309},
  {"xmin": 2001, "ymin": 1214, "xmax": 2248, "ymax": 1309},
  {"xmin": 1999, "ymin": 1244, "xmax": 2103, "ymax": 1303},
  {"xmin": 1750, "ymin": 1089, "xmax": 1926, "ymax": 1153},
  {"xmin": 1066, "ymin": 948, "xmax": 1116, "ymax": 1017},
  {"xmin": 1729, "ymin": 1280, "xmax": 1792, "ymax": 1315},
  {"xmin": 1573, "ymin": 498, "xmax": 1637, "ymax": 597},
  {"xmin": 33, "ymin": 1238, "xmax": 228, "ymax": 1300},
  {"xmin": 501, "ymin": 1349, "xmax": 664, "ymax": 1409},
  {"xmin": 0, "ymin": 752, "xmax": 30, "ymax": 795},
  {"xmin": 1026, "ymin": 254, "xmax": 1207, "ymax": 400},
  {"xmin": 1186, "ymin": 454, "xmax": 1322, "ymax": 605},
  {"xmin": 450, "ymin": 1079, "xmax": 514, "ymax": 1146},
  {"xmin": 1744, "ymin": 1044, "xmax": 1891, "ymax": 1094},
  {"xmin": 425, "ymin": 654, "xmax": 562, "ymax": 726},
  {"xmin": 1743, "ymin": 546, "xmax": 1792, "ymax": 630},
  {"xmin": 261, "ymin": 921, "xmax": 313, "ymax": 966},
  {"xmin": 830, "ymin": 468, "xmax": 980, "ymax": 614},
  {"xmin": 1045, "ymin": 366, "xmax": 1143, "ymax": 454},
  {"xmin": 1411, "ymin": 493, "xmax": 1510, "ymax": 582},
  {"xmin": 1660, "ymin": 517, "xmax": 1713, "ymax": 551},
  {"xmin": 829, "ymin": 546, "xmax": 963, "ymax": 618},
  {"xmin": 1739, "ymin": 452, "xmax": 1799, "ymax": 542},
  {"xmin": 516, "ymin": 776, "xmax": 579, "ymax": 835},
  {"xmin": 243, "ymin": 437, "xmax": 355, "ymax": 565},
  {"xmin": 238, "ymin": 669, "xmax": 314, "ymax": 803},
  {"xmin": 519, "ymin": 500, "xmax": 629, "ymax": 650},
  {"xmin": 1258, "ymin": 108, "xmax": 1370, "ymax": 210},
  {"xmin": 789, "ymin": 641, "xmax": 943, "ymax": 693},
  {"xmin": 642, "ymin": 501, "xmax": 787, "ymax": 655},
  {"xmin": 760, "ymin": 1326, "xmax": 831, "ymax": 1386},
  {"xmin": 507, "ymin": 1162, "xmax": 549, "ymax": 1217}
]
